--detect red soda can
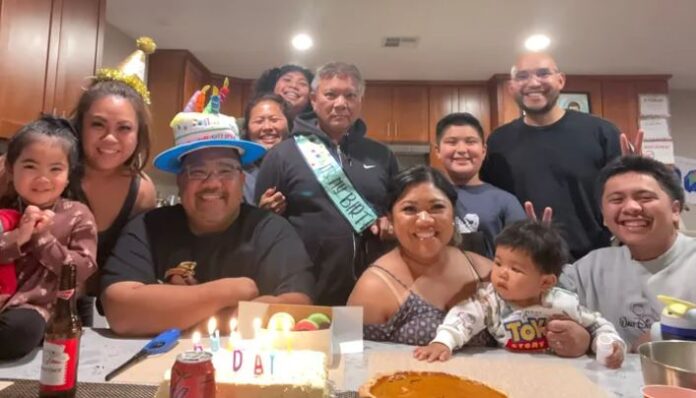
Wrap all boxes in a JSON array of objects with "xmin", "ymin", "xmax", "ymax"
[{"xmin": 170, "ymin": 351, "xmax": 216, "ymax": 398}]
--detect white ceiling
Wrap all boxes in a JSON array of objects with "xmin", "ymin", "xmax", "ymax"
[{"xmin": 107, "ymin": 0, "xmax": 696, "ymax": 89}]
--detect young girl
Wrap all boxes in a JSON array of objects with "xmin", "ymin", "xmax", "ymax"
[{"xmin": 0, "ymin": 115, "xmax": 97, "ymax": 360}]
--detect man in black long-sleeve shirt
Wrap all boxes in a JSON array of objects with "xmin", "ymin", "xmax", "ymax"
[{"xmin": 481, "ymin": 53, "xmax": 621, "ymax": 260}]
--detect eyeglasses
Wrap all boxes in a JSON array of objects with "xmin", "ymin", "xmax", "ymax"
[
  {"xmin": 183, "ymin": 164, "xmax": 242, "ymax": 181},
  {"xmin": 512, "ymin": 68, "xmax": 559, "ymax": 82}
]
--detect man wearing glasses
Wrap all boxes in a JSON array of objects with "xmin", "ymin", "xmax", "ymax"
[
  {"xmin": 481, "ymin": 52, "xmax": 621, "ymax": 261},
  {"xmin": 100, "ymin": 108, "xmax": 315, "ymax": 336}
]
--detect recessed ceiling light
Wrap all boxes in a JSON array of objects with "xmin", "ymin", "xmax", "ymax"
[
  {"xmin": 292, "ymin": 33, "xmax": 313, "ymax": 51},
  {"xmin": 524, "ymin": 34, "xmax": 550, "ymax": 51}
]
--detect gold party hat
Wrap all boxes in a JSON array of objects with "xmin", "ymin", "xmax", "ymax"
[{"xmin": 95, "ymin": 36, "xmax": 156, "ymax": 104}]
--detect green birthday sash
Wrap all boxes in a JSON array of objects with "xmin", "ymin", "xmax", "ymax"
[{"xmin": 295, "ymin": 135, "xmax": 378, "ymax": 233}]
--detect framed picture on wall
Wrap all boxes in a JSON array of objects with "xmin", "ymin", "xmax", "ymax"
[{"xmin": 559, "ymin": 93, "xmax": 591, "ymax": 113}]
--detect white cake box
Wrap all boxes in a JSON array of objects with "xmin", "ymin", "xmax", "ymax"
[{"xmin": 237, "ymin": 301, "xmax": 363, "ymax": 360}]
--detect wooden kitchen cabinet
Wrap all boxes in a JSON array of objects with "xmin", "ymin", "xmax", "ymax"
[
  {"xmin": 361, "ymin": 84, "xmax": 429, "ymax": 143},
  {"xmin": 209, "ymin": 74, "xmax": 253, "ymax": 119},
  {"xmin": 147, "ymin": 50, "xmax": 211, "ymax": 175},
  {"xmin": 361, "ymin": 85, "xmax": 392, "ymax": 142},
  {"xmin": 0, "ymin": 0, "xmax": 105, "ymax": 137}
]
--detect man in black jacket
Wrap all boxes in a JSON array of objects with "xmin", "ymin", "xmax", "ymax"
[{"xmin": 256, "ymin": 62, "xmax": 399, "ymax": 305}]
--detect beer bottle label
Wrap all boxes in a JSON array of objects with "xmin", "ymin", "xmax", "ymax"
[{"xmin": 39, "ymin": 338, "xmax": 79, "ymax": 391}]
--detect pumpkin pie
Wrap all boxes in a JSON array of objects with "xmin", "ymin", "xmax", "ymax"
[{"xmin": 359, "ymin": 371, "xmax": 508, "ymax": 398}]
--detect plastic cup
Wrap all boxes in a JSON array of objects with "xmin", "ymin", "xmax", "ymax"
[{"xmin": 595, "ymin": 334, "xmax": 614, "ymax": 365}]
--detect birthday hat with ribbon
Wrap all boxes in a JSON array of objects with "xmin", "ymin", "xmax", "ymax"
[
  {"xmin": 153, "ymin": 78, "xmax": 265, "ymax": 173},
  {"xmin": 94, "ymin": 36, "xmax": 156, "ymax": 104}
]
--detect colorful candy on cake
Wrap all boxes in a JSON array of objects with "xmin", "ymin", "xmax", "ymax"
[
  {"xmin": 359, "ymin": 371, "xmax": 508, "ymax": 398},
  {"xmin": 267, "ymin": 311, "xmax": 332, "ymax": 332}
]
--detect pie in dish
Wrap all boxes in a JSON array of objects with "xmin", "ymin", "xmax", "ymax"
[{"xmin": 359, "ymin": 371, "xmax": 508, "ymax": 398}]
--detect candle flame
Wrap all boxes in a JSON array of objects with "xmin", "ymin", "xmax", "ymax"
[
  {"xmin": 208, "ymin": 317, "xmax": 217, "ymax": 335},
  {"xmin": 229, "ymin": 318, "xmax": 238, "ymax": 332},
  {"xmin": 192, "ymin": 331, "xmax": 201, "ymax": 344}
]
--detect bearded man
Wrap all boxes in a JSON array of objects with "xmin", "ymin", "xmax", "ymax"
[{"xmin": 481, "ymin": 53, "xmax": 621, "ymax": 260}]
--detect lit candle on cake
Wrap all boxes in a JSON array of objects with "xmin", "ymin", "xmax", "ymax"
[
  {"xmin": 208, "ymin": 317, "xmax": 220, "ymax": 352},
  {"xmin": 192, "ymin": 331, "xmax": 203, "ymax": 352}
]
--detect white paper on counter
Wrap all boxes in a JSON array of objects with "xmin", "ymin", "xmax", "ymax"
[
  {"xmin": 639, "ymin": 117, "xmax": 671, "ymax": 139},
  {"xmin": 639, "ymin": 94, "xmax": 670, "ymax": 117},
  {"xmin": 643, "ymin": 139, "xmax": 675, "ymax": 164}
]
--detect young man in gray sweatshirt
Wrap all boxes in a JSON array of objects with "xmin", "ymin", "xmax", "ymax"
[{"xmin": 560, "ymin": 156, "xmax": 696, "ymax": 351}]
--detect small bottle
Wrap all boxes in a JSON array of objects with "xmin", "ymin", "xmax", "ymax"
[{"xmin": 39, "ymin": 263, "xmax": 82, "ymax": 398}]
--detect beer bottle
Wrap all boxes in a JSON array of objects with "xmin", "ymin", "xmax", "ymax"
[{"xmin": 39, "ymin": 263, "xmax": 82, "ymax": 398}]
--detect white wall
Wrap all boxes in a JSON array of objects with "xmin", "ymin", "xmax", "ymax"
[
  {"xmin": 670, "ymin": 89, "xmax": 696, "ymax": 230},
  {"xmin": 102, "ymin": 23, "xmax": 135, "ymax": 69}
]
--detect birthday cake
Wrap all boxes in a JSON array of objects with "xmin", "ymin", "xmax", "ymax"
[
  {"xmin": 159, "ymin": 311, "xmax": 333, "ymax": 397},
  {"xmin": 211, "ymin": 347, "xmax": 328, "ymax": 398},
  {"xmin": 359, "ymin": 371, "xmax": 508, "ymax": 398},
  {"xmin": 160, "ymin": 347, "xmax": 328, "ymax": 398}
]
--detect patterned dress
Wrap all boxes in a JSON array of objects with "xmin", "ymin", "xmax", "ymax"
[
  {"xmin": 363, "ymin": 262, "xmax": 495, "ymax": 347},
  {"xmin": 0, "ymin": 199, "xmax": 97, "ymax": 321}
]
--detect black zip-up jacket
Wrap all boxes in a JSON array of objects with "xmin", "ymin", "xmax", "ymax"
[{"xmin": 255, "ymin": 112, "xmax": 399, "ymax": 305}]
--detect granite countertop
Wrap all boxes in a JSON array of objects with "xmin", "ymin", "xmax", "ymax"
[{"xmin": 0, "ymin": 328, "xmax": 644, "ymax": 397}]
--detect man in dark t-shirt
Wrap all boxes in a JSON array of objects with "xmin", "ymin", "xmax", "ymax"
[
  {"xmin": 101, "ymin": 103, "xmax": 315, "ymax": 336},
  {"xmin": 481, "ymin": 53, "xmax": 621, "ymax": 260}
]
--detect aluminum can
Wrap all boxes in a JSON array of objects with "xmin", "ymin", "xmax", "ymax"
[{"xmin": 170, "ymin": 351, "xmax": 216, "ymax": 398}]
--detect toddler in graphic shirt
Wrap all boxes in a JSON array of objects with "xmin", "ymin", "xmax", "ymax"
[{"xmin": 414, "ymin": 220, "xmax": 625, "ymax": 368}]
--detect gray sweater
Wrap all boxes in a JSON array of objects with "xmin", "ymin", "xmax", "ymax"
[{"xmin": 559, "ymin": 233, "xmax": 696, "ymax": 346}]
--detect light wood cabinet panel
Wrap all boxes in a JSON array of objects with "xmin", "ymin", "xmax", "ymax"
[
  {"xmin": 361, "ymin": 85, "xmax": 392, "ymax": 142},
  {"xmin": 0, "ymin": 0, "xmax": 104, "ymax": 137},
  {"xmin": 458, "ymin": 85, "xmax": 491, "ymax": 136},
  {"xmin": 148, "ymin": 50, "xmax": 210, "ymax": 175},
  {"xmin": 392, "ymin": 85, "xmax": 429, "ymax": 143},
  {"xmin": 362, "ymin": 84, "xmax": 428, "ymax": 143},
  {"xmin": 210, "ymin": 74, "xmax": 252, "ymax": 119},
  {"xmin": 49, "ymin": 0, "xmax": 105, "ymax": 115},
  {"xmin": 0, "ymin": 0, "xmax": 54, "ymax": 136}
]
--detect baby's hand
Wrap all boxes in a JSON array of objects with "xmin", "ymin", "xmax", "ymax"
[
  {"xmin": 413, "ymin": 342, "xmax": 452, "ymax": 362},
  {"xmin": 605, "ymin": 341, "xmax": 624, "ymax": 369}
]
